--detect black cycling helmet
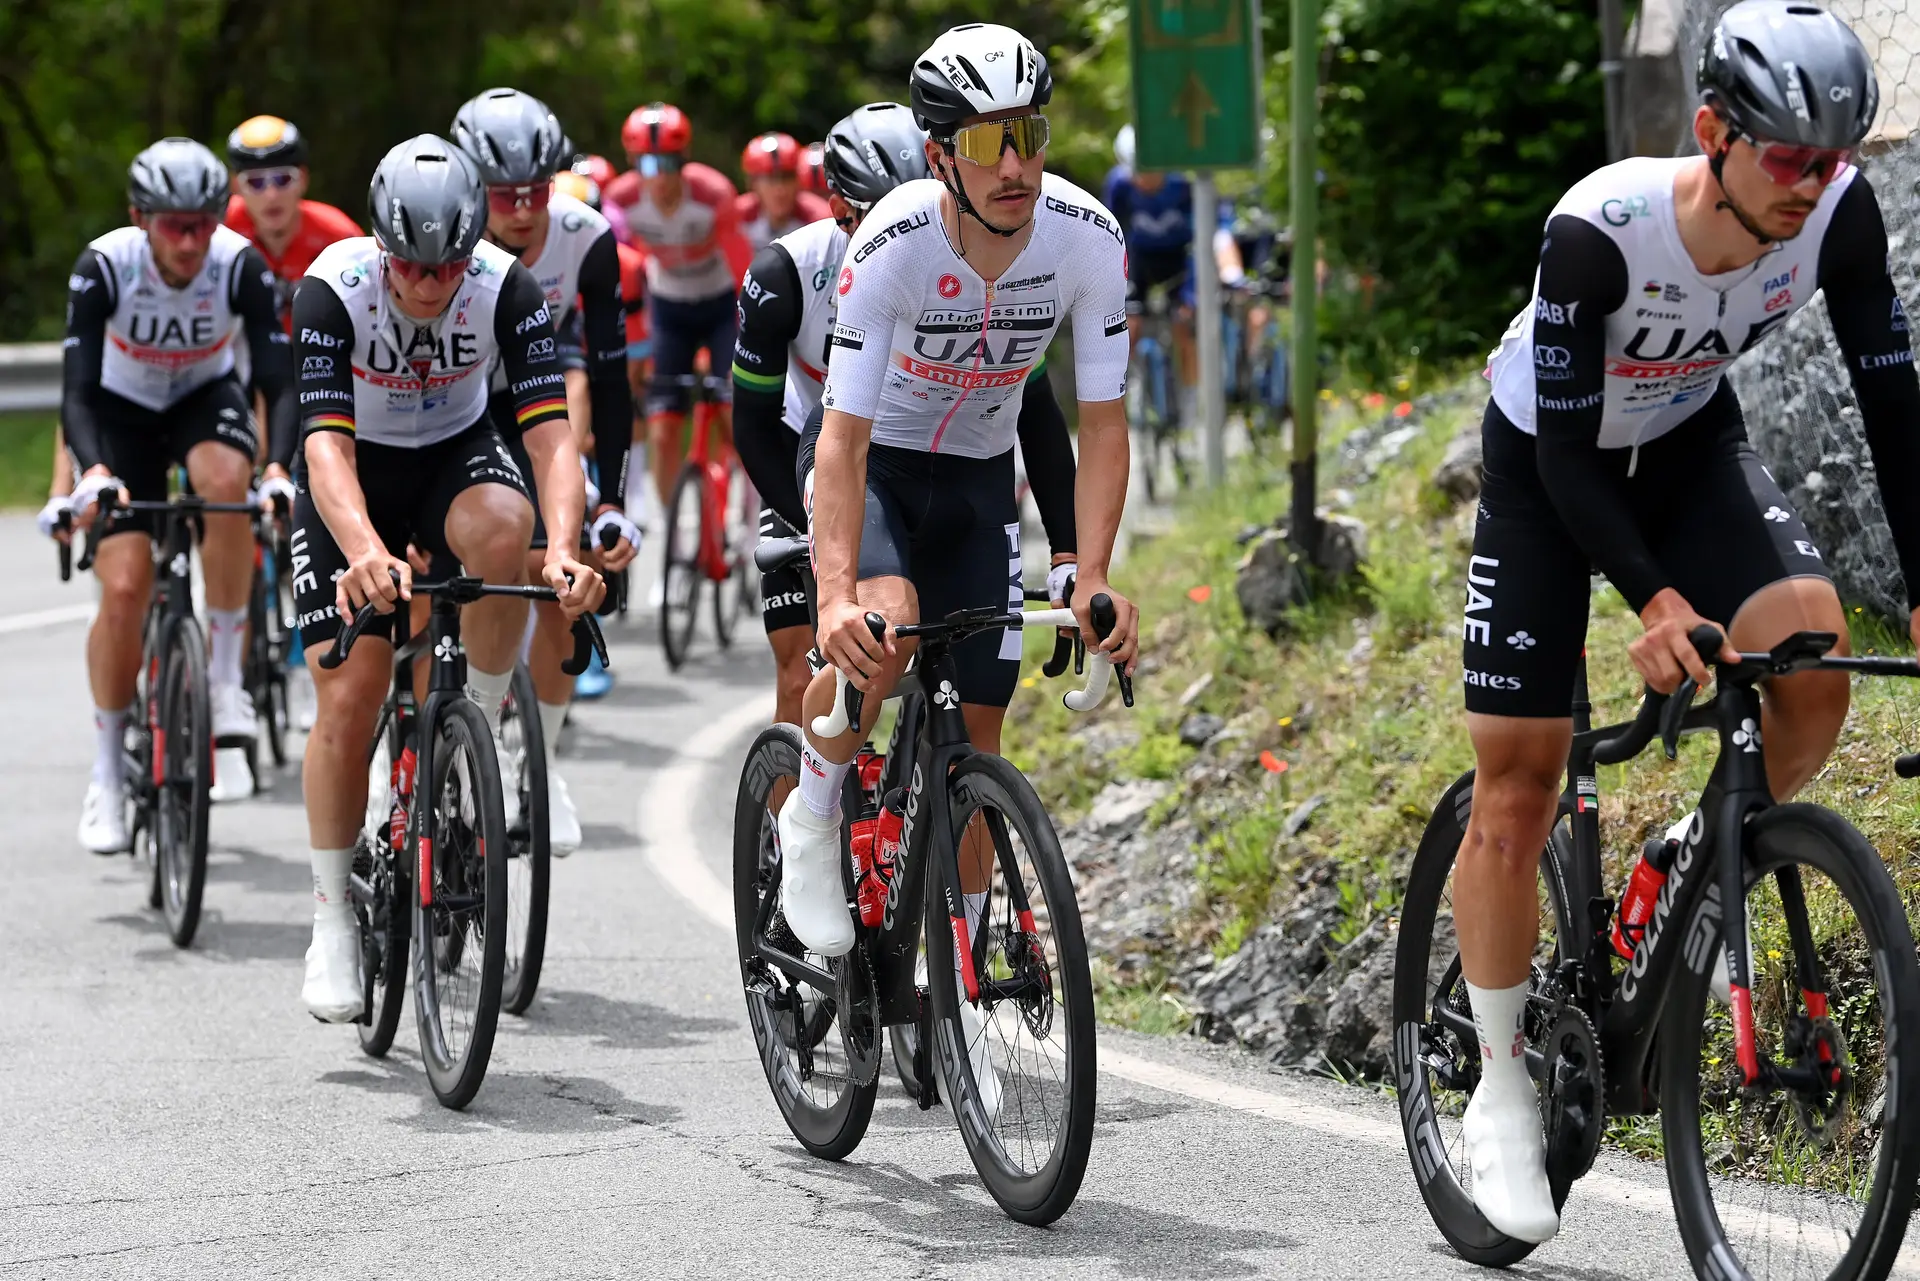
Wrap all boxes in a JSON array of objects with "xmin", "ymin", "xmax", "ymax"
[
  {"xmin": 227, "ymin": 116, "xmax": 308, "ymax": 171},
  {"xmin": 128, "ymin": 138, "xmax": 229, "ymax": 215},
  {"xmin": 1699, "ymin": 0, "xmax": 1878, "ymax": 150},
  {"xmin": 909, "ymin": 24, "xmax": 1053, "ymax": 136},
  {"xmin": 367, "ymin": 136, "xmax": 487, "ymax": 264},
  {"xmin": 822, "ymin": 103, "xmax": 930, "ymax": 206},
  {"xmin": 450, "ymin": 88, "xmax": 567, "ymax": 186}
]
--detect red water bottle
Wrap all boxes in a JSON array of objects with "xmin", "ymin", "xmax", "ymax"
[
  {"xmin": 857, "ymin": 789, "xmax": 906, "ymax": 927},
  {"xmin": 388, "ymin": 744, "xmax": 417, "ymax": 852},
  {"xmin": 1612, "ymin": 836, "xmax": 1679, "ymax": 959}
]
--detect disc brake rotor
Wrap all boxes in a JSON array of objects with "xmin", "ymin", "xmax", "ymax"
[{"xmin": 1787, "ymin": 1014, "xmax": 1853, "ymax": 1145}]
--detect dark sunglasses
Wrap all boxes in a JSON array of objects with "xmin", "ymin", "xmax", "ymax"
[
  {"xmin": 487, "ymin": 183, "xmax": 552, "ymax": 214},
  {"xmin": 150, "ymin": 213, "xmax": 219, "ymax": 242},
  {"xmin": 241, "ymin": 168, "xmax": 299, "ymax": 192},
  {"xmin": 386, "ymin": 255, "xmax": 470, "ymax": 284}
]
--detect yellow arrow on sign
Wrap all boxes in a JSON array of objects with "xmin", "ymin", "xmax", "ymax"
[{"xmin": 1172, "ymin": 70, "xmax": 1219, "ymax": 149}]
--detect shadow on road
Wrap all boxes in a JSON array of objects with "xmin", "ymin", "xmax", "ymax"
[
  {"xmin": 97, "ymin": 910, "xmax": 308, "ymax": 964},
  {"xmin": 507, "ymin": 987, "xmax": 734, "ymax": 1052},
  {"xmin": 319, "ymin": 1056, "xmax": 684, "ymax": 1134}
]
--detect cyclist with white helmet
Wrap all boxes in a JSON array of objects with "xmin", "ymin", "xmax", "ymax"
[
  {"xmin": 452, "ymin": 87, "xmax": 637, "ymax": 854},
  {"xmin": 1447, "ymin": 1, "xmax": 1920, "ymax": 1245},
  {"xmin": 775, "ymin": 25, "xmax": 1138, "ymax": 995},
  {"xmin": 730, "ymin": 100, "xmax": 1081, "ymax": 731},
  {"xmin": 59, "ymin": 137, "xmax": 297, "ymax": 848},
  {"xmin": 289, "ymin": 137, "xmax": 604, "ymax": 1022}
]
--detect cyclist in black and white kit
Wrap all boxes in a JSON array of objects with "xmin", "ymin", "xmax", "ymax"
[
  {"xmin": 1446, "ymin": 2, "xmax": 1920, "ymax": 1245},
  {"xmin": 774, "ymin": 30, "xmax": 1139, "ymax": 1121},
  {"xmin": 731, "ymin": 100, "xmax": 1081, "ymax": 731},
  {"xmin": 453, "ymin": 88, "xmax": 637, "ymax": 856},
  {"xmin": 60, "ymin": 138, "xmax": 297, "ymax": 851},
  {"xmin": 289, "ymin": 137, "xmax": 604, "ymax": 1023}
]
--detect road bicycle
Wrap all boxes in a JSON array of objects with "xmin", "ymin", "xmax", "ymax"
[
  {"xmin": 1127, "ymin": 276, "xmax": 1187, "ymax": 504},
  {"xmin": 1222, "ymin": 276, "xmax": 1290, "ymax": 444},
  {"xmin": 67, "ymin": 491, "xmax": 260, "ymax": 947},
  {"xmin": 658, "ymin": 369, "xmax": 757, "ymax": 670},
  {"xmin": 733, "ymin": 545, "xmax": 1132, "ymax": 1224},
  {"xmin": 1394, "ymin": 626, "xmax": 1920, "ymax": 1280},
  {"xmin": 243, "ymin": 493, "xmax": 296, "ymax": 782},
  {"xmin": 322, "ymin": 573, "xmax": 607, "ymax": 1110}
]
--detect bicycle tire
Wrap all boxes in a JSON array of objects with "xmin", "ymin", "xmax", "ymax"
[
  {"xmin": 926, "ymin": 753, "xmax": 1096, "ymax": 1226},
  {"xmin": 1661, "ymin": 803, "xmax": 1920, "ymax": 1281},
  {"xmin": 412, "ymin": 697, "xmax": 509, "ymax": 1110},
  {"xmin": 264, "ymin": 564, "xmax": 295, "ymax": 768},
  {"xmin": 733, "ymin": 724, "xmax": 877, "ymax": 1159},
  {"xmin": 712, "ymin": 460, "xmax": 752, "ymax": 651},
  {"xmin": 358, "ymin": 710, "xmax": 411, "ymax": 1058},
  {"xmin": 660, "ymin": 463, "xmax": 704, "ymax": 671},
  {"xmin": 1390, "ymin": 770, "xmax": 1550, "ymax": 1269},
  {"xmin": 156, "ymin": 618, "xmax": 212, "ymax": 949},
  {"xmin": 500, "ymin": 663, "xmax": 551, "ymax": 1016}
]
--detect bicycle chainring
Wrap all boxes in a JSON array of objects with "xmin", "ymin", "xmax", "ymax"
[
  {"xmin": 834, "ymin": 945, "xmax": 883, "ymax": 1088},
  {"xmin": 1541, "ymin": 1005, "xmax": 1606, "ymax": 1202}
]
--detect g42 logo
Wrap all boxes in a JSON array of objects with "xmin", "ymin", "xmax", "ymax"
[{"xmin": 1601, "ymin": 195, "xmax": 1651, "ymax": 227}]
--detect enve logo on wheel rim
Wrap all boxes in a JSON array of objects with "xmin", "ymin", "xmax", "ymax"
[{"xmin": 938, "ymin": 274, "xmax": 961, "ymax": 299}]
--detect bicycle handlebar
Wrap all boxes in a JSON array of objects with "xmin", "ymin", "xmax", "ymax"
[
  {"xmin": 319, "ymin": 573, "xmax": 610, "ymax": 676},
  {"xmin": 73, "ymin": 491, "xmax": 263, "ymax": 574},
  {"xmin": 755, "ymin": 537, "xmax": 809, "ymax": 575}
]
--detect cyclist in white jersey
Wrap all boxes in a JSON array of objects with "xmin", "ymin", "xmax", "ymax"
[
  {"xmin": 1444, "ymin": 2, "xmax": 1920, "ymax": 1244},
  {"xmin": 453, "ymin": 88, "xmax": 637, "ymax": 855},
  {"xmin": 774, "ymin": 27, "xmax": 1140, "ymax": 1019},
  {"xmin": 287, "ymin": 137, "xmax": 604, "ymax": 1022},
  {"xmin": 60, "ymin": 138, "xmax": 297, "ymax": 849},
  {"xmin": 731, "ymin": 100, "xmax": 1083, "ymax": 732}
]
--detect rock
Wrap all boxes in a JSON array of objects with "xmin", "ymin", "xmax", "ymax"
[
  {"xmin": 1320, "ymin": 923, "xmax": 1397, "ymax": 1076},
  {"xmin": 1235, "ymin": 529, "xmax": 1307, "ymax": 635},
  {"xmin": 1311, "ymin": 512, "xmax": 1370, "ymax": 584},
  {"xmin": 1281, "ymin": 793, "xmax": 1326, "ymax": 839},
  {"xmin": 1431, "ymin": 426, "xmax": 1484, "ymax": 506},
  {"xmin": 1085, "ymin": 778, "xmax": 1171, "ymax": 834},
  {"xmin": 1177, "ymin": 672, "xmax": 1214, "ymax": 708},
  {"xmin": 1178, "ymin": 713, "xmax": 1226, "ymax": 748}
]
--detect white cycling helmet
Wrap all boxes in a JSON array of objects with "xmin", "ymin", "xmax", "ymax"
[
  {"xmin": 909, "ymin": 24, "xmax": 1053, "ymax": 135},
  {"xmin": 1114, "ymin": 124, "xmax": 1136, "ymax": 170}
]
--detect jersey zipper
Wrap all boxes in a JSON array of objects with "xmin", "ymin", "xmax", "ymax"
[{"xmin": 928, "ymin": 280, "xmax": 994, "ymax": 454}]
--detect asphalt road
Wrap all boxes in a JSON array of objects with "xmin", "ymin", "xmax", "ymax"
[{"xmin": 0, "ymin": 512, "xmax": 1860, "ymax": 1280}]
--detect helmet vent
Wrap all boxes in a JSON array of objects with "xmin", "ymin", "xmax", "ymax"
[{"xmin": 953, "ymin": 54, "xmax": 989, "ymax": 94}]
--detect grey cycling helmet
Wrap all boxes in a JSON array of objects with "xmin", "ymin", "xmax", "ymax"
[
  {"xmin": 1699, "ymin": 0, "xmax": 1878, "ymax": 149},
  {"xmin": 367, "ymin": 136, "xmax": 487, "ymax": 264},
  {"xmin": 909, "ymin": 24, "xmax": 1052, "ymax": 135},
  {"xmin": 822, "ymin": 103, "xmax": 930, "ymax": 205},
  {"xmin": 128, "ymin": 138, "xmax": 229, "ymax": 214},
  {"xmin": 450, "ymin": 88, "xmax": 567, "ymax": 186}
]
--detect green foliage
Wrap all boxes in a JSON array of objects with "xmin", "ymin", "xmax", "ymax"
[
  {"xmin": 0, "ymin": 413, "xmax": 58, "ymax": 508},
  {"xmin": 0, "ymin": 0, "xmax": 1115, "ymax": 341}
]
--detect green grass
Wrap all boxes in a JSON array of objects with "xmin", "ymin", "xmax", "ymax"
[{"xmin": 0, "ymin": 412, "xmax": 57, "ymax": 509}]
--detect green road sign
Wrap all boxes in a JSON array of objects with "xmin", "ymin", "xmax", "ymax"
[{"xmin": 1129, "ymin": 0, "xmax": 1259, "ymax": 170}]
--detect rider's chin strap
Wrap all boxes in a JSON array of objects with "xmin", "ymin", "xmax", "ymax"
[
  {"xmin": 1709, "ymin": 145, "xmax": 1775, "ymax": 247},
  {"xmin": 935, "ymin": 144, "xmax": 1028, "ymax": 252}
]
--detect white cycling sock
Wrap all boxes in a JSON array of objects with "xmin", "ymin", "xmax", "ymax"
[
  {"xmin": 1465, "ymin": 979, "xmax": 1533, "ymax": 1100},
  {"xmin": 310, "ymin": 846, "xmax": 354, "ymax": 921},
  {"xmin": 797, "ymin": 740, "xmax": 849, "ymax": 820},
  {"xmin": 538, "ymin": 700, "xmax": 568, "ymax": 767},
  {"xmin": 206, "ymin": 607, "xmax": 247, "ymax": 689},
  {"xmin": 465, "ymin": 665, "xmax": 513, "ymax": 734},
  {"xmin": 93, "ymin": 706, "xmax": 127, "ymax": 788}
]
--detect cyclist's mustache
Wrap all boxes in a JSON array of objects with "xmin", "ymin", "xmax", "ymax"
[{"xmin": 988, "ymin": 182, "xmax": 1034, "ymax": 199}]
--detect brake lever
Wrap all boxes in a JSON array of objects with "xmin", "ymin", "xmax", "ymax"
[
  {"xmin": 1089, "ymin": 594, "xmax": 1135, "ymax": 709},
  {"xmin": 1041, "ymin": 572, "xmax": 1076, "ymax": 679},
  {"xmin": 1659, "ymin": 677, "xmax": 1697, "ymax": 761},
  {"xmin": 318, "ymin": 600, "xmax": 384, "ymax": 671},
  {"xmin": 562, "ymin": 611, "xmax": 610, "ymax": 677}
]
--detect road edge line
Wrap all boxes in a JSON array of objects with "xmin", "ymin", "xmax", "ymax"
[{"xmin": 638, "ymin": 692, "xmax": 769, "ymax": 934}]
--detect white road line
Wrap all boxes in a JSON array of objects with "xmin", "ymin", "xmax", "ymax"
[
  {"xmin": 639, "ymin": 692, "xmax": 770, "ymax": 934},
  {"xmin": 648, "ymin": 702, "xmax": 1918, "ymax": 1267},
  {"xmin": 0, "ymin": 602, "xmax": 93, "ymax": 635}
]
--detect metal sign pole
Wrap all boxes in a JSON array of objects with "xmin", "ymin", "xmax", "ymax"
[
  {"xmin": 1288, "ymin": 0, "xmax": 1320, "ymax": 550},
  {"xmin": 1194, "ymin": 172, "xmax": 1224, "ymax": 487}
]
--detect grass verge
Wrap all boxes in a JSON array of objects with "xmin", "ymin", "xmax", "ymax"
[{"xmin": 0, "ymin": 412, "xmax": 57, "ymax": 509}]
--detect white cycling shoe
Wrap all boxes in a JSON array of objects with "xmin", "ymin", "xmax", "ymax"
[
  {"xmin": 775, "ymin": 794, "xmax": 855, "ymax": 958},
  {"xmin": 549, "ymin": 772, "xmax": 582, "ymax": 857},
  {"xmin": 1463, "ymin": 1084, "xmax": 1560, "ymax": 1244},
  {"xmin": 957, "ymin": 997, "xmax": 1003, "ymax": 1124},
  {"xmin": 302, "ymin": 911, "xmax": 365, "ymax": 1024},
  {"xmin": 491, "ymin": 724, "xmax": 522, "ymax": 832},
  {"xmin": 210, "ymin": 685, "xmax": 256, "ymax": 802},
  {"xmin": 79, "ymin": 780, "xmax": 131, "ymax": 855}
]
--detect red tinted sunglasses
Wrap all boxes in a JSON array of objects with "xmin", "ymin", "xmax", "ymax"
[
  {"xmin": 487, "ymin": 183, "xmax": 551, "ymax": 214},
  {"xmin": 150, "ymin": 213, "xmax": 219, "ymax": 242},
  {"xmin": 386, "ymin": 256, "xmax": 470, "ymax": 284},
  {"xmin": 1739, "ymin": 132, "xmax": 1853, "ymax": 186}
]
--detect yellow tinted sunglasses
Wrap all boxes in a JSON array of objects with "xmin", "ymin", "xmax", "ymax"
[{"xmin": 947, "ymin": 114, "xmax": 1051, "ymax": 167}]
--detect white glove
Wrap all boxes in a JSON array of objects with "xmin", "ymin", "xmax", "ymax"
[
  {"xmin": 1046, "ymin": 560, "xmax": 1077, "ymax": 606},
  {"xmin": 36, "ymin": 494, "xmax": 71, "ymax": 539},
  {"xmin": 71, "ymin": 472, "xmax": 125, "ymax": 520},
  {"xmin": 580, "ymin": 454, "xmax": 601, "ymax": 512},
  {"xmin": 257, "ymin": 474, "xmax": 297, "ymax": 513},
  {"xmin": 591, "ymin": 508, "xmax": 640, "ymax": 554}
]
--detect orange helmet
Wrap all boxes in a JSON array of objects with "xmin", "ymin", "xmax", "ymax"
[
  {"xmin": 552, "ymin": 169, "xmax": 600, "ymax": 210},
  {"xmin": 574, "ymin": 154, "xmax": 616, "ymax": 188},
  {"xmin": 741, "ymin": 132, "xmax": 802, "ymax": 178},
  {"xmin": 622, "ymin": 103, "xmax": 691, "ymax": 156},
  {"xmin": 797, "ymin": 141, "xmax": 828, "ymax": 194}
]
